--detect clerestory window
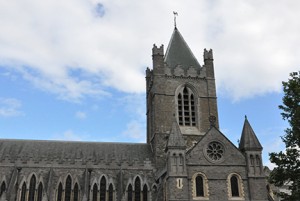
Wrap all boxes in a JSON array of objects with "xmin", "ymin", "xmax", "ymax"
[{"xmin": 177, "ymin": 87, "xmax": 196, "ymax": 126}]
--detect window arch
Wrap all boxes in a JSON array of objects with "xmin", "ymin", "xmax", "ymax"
[
  {"xmin": 143, "ymin": 184, "xmax": 148, "ymax": 201},
  {"xmin": 227, "ymin": 173, "xmax": 244, "ymax": 199},
  {"xmin": 20, "ymin": 182, "xmax": 26, "ymax": 201},
  {"xmin": 100, "ymin": 177, "xmax": 106, "ymax": 201},
  {"xmin": 177, "ymin": 86, "xmax": 196, "ymax": 126},
  {"xmin": 28, "ymin": 175, "xmax": 36, "ymax": 201},
  {"xmin": 74, "ymin": 183, "xmax": 79, "ymax": 201},
  {"xmin": 127, "ymin": 184, "xmax": 133, "ymax": 201},
  {"xmin": 64, "ymin": 175, "xmax": 72, "ymax": 201},
  {"xmin": 0, "ymin": 181, "xmax": 6, "ymax": 197},
  {"xmin": 108, "ymin": 183, "xmax": 114, "ymax": 201},
  {"xmin": 92, "ymin": 183, "xmax": 98, "ymax": 201},
  {"xmin": 37, "ymin": 183, "xmax": 43, "ymax": 201},
  {"xmin": 192, "ymin": 173, "xmax": 209, "ymax": 199},
  {"xmin": 134, "ymin": 177, "xmax": 141, "ymax": 201},
  {"xmin": 57, "ymin": 182, "xmax": 63, "ymax": 201}
]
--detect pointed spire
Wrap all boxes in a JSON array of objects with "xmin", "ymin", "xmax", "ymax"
[
  {"xmin": 239, "ymin": 116, "xmax": 263, "ymax": 151},
  {"xmin": 167, "ymin": 116, "xmax": 185, "ymax": 149},
  {"xmin": 164, "ymin": 28, "xmax": 200, "ymax": 69}
]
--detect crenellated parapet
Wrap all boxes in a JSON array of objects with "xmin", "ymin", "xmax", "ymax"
[{"xmin": 152, "ymin": 44, "xmax": 164, "ymax": 56}]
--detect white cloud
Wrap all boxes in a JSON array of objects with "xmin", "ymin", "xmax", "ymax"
[
  {"xmin": 0, "ymin": 98, "xmax": 23, "ymax": 117},
  {"xmin": 122, "ymin": 120, "xmax": 145, "ymax": 142},
  {"xmin": 0, "ymin": 0, "xmax": 299, "ymax": 101},
  {"xmin": 75, "ymin": 111, "xmax": 87, "ymax": 120}
]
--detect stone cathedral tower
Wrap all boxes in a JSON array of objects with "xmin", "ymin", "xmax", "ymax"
[{"xmin": 146, "ymin": 27, "xmax": 219, "ymax": 168}]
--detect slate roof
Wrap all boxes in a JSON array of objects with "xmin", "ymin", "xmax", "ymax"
[
  {"xmin": 164, "ymin": 27, "xmax": 201, "ymax": 69},
  {"xmin": 0, "ymin": 139, "xmax": 153, "ymax": 163},
  {"xmin": 239, "ymin": 117, "xmax": 263, "ymax": 151}
]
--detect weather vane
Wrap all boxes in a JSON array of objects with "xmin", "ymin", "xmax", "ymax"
[{"xmin": 173, "ymin": 11, "xmax": 178, "ymax": 28}]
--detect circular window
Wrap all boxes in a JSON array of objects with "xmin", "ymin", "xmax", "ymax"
[{"xmin": 205, "ymin": 141, "xmax": 224, "ymax": 162}]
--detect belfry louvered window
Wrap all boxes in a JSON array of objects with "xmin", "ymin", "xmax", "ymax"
[
  {"xmin": 65, "ymin": 176, "xmax": 72, "ymax": 201},
  {"xmin": 37, "ymin": 183, "xmax": 43, "ymax": 201},
  {"xmin": 177, "ymin": 87, "xmax": 196, "ymax": 126},
  {"xmin": 28, "ymin": 175, "xmax": 36, "ymax": 201},
  {"xmin": 100, "ymin": 177, "xmax": 106, "ymax": 201}
]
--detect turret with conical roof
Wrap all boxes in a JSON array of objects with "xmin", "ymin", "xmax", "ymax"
[{"xmin": 239, "ymin": 116, "xmax": 263, "ymax": 151}]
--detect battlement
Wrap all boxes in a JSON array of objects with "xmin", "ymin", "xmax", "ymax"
[
  {"xmin": 204, "ymin": 49, "xmax": 213, "ymax": 60},
  {"xmin": 152, "ymin": 44, "xmax": 164, "ymax": 56}
]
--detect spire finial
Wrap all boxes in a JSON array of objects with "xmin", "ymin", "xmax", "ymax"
[
  {"xmin": 173, "ymin": 11, "xmax": 178, "ymax": 28},
  {"xmin": 245, "ymin": 115, "xmax": 247, "ymax": 120}
]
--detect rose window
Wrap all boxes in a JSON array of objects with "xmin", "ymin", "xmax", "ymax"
[{"xmin": 206, "ymin": 142, "xmax": 224, "ymax": 161}]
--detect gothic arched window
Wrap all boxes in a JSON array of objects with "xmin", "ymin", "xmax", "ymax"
[
  {"xmin": 108, "ymin": 184, "xmax": 113, "ymax": 201},
  {"xmin": 143, "ymin": 184, "xmax": 148, "ymax": 201},
  {"xmin": 230, "ymin": 176, "xmax": 239, "ymax": 197},
  {"xmin": 100, "ymin": 177, "xmax": 106, "ymax": 201},
  {"xmin": 64, "ymin": 176, "xmax": 72, "ymax": 201},
  {"xmin": 28, "ymin": 175, "xmax": 36, "ymax": 201},
  {"xmin": 196, "ymin": 175, "xmax": 204, "ymax": 197},
  {"xmin": 37, "ymin": 183, "xmax": 43, "ymax": 201},
  {"xmin": 0, "ymin": 181, "xmax": 5, "ymax": 196},
  {"xmin": 57, "ymin": 183, "xmax": 63, "ymax": 201},
  {"xmin": 92, "ymin": 183, "xmax": 98, "ymax": 201},
  {"xmin": 127, "ymin": 184, "xmax": 133, "ymax": 201},
  {"xmin": 134, "ymin": 177, "xmax": 141, "ymax": 201},
  {"xmin": 227, "ymin": 173, "xmax": 244, "ymax": 199},
  {"xmin": 192, "ymin": 173, "xmax": 209, "ymax": 199},
  {"xmin": 74, "ymin": 183, "xmax": 79, "ymax": 201},
  {"xmin": 177, "ymin": 86, "xmax": 196, "ymax": 126},
  {"xmin": 20, "ymin": 182, "xmax": 26, "ymax": 201}
]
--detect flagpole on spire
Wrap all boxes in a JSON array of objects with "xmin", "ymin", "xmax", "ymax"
[{"xmin": 173, "ymin": 11, "xmax": 178, "ymax": 28}]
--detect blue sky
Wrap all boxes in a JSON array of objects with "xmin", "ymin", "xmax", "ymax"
[{"xmin": 0, "ymin": 0, "xmax": 299, "ymax": 168}]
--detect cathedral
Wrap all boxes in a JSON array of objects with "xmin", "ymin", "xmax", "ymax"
[{"xmin": 0, "ymin": 26, "xmax": 270, "ymax": 201}]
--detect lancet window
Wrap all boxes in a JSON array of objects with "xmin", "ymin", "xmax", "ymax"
[
  {"xmin": 134, "ymin": 177, "xmax": 141, "ymax": 201},
  {"xmin": 143, "ymin": 184, "xmax": 148, "ymax": 201},
  {"xmin": 65, "ymin": 176, "xmax": 72, "ymax": 201},
  {"xmin": 20, "ymin": 183, "xmax": 26, "ymax": 201},
  {"xmin": 227, "ymin": 173, "xmax": 244, "ymax": 199},
  {"xmin": 127, "ymin": 184, "xmax": 133, "ymax": 201},
  {"xmin": 57, "ymin": 183, "xmax": 63, "ymax": 201},
  {"xmin": 92, "ymin": 183, "xmax": 98, "ymax": 201},
  {"xmin": 100, "ymin": 177, "xmax": 106, "ymax": 201},
  {"xmin": 192, "ymin": 173, "xmax": 209, "ymax": 199},
  {"xmin": 108, "ymin": 184, "xmax": 114, "ymax": 201},
  {"xmin": 74, "ymin": 183, "xmax": 79, "ymax": 201},
  {"xmin": 37, "ymin": 183, "xmax": 43, "ymax": 201},
  {"xmin": 0, "ymin": 181, "xmax": 5, "ymax": 197},
  {"xmin": 28, "ymin": 175, "xmax": 36, "ymax": 201}
]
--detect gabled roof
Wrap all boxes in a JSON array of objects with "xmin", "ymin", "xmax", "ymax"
[
  {"xmin": 164, "ymin": 27, "xmax": 201, "ymax": 69},
  {"xmin": 166, "ymin": 118, "xmax": 185, "ymax": 149},
  {"xmin": 0, "ymin": 139, "xmax": 153, "ymax": 164},
  {"xmin": 239, "ymin": 116, "xmax": 263, "ymax": 151}
]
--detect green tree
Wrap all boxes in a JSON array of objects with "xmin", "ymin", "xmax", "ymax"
[{"xmin": 269, "ymin": 71, "xmax": 300, "ymax": 201}]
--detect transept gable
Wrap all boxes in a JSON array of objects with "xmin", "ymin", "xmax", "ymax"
[{"xmin": 186, "ymin": 127, "xmax": 246, "ymax": 166}]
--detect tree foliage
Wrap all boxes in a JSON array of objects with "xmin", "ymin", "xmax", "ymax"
[{"xmin": 269, "ymin": 71, "xmax": 300, "ymax": 201}]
